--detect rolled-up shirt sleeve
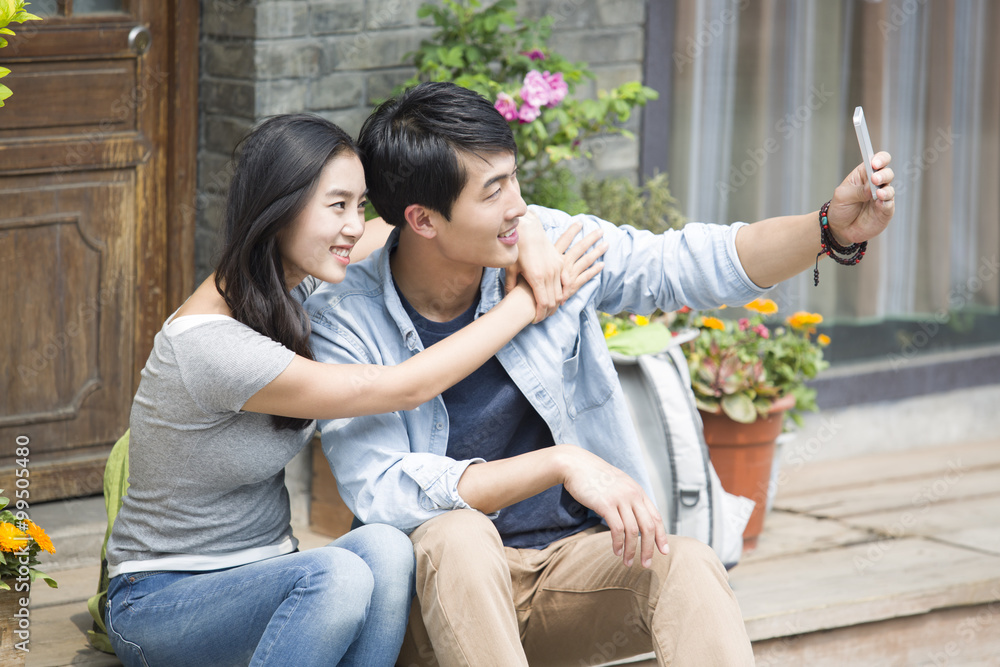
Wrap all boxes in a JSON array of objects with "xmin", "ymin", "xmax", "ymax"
[{"xmin": 530, "ymin": 206, "xmax": 770, "ymax": 315}]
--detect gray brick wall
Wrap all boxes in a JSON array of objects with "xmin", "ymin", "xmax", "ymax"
[{"xmin": 195, "ymin": 0, "xmax": 649, "ymax": 281}]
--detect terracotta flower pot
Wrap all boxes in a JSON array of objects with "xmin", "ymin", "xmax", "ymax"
[
  {"xmin": 699, "ymin": 394, "xmax": 796, "ymax": 552},
  {"xmin": 1, "ymin": 579, "xmax": 29, "ymax": 667}
]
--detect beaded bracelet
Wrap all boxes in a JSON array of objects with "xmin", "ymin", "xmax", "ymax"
[{"xmin": 813, "ymin": 200, "xmax": 867, "ymax": 286}]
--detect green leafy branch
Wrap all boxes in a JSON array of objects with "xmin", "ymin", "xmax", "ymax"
[
  {"xmin": 0, "ymin": 0, "xmax": 43, "ymax": 107},
  {"xmin": 402, "ymin": 0, "xmax": 658, "ymax": 212}
]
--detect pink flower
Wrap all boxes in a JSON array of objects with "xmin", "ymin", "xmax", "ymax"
[
  {"xmin": 518, "ymin": 103, "xmax": 540, "ymax": 124},
  {"xmin": 543, "ymin": 71, "xmax": 568, "ymax": 106},
  {"xmin": 754, "ymin": 324, "xmax": 770, "ymax": 339},
  {"xmin": 494, "ymin": 92, "xmax": 518, "ymax": 122},
  {"xmin": 521, "ymin": 49, "xmax": 545, "ymax": 61},
  {"xmin": 738, "ymin": 318, "xmax": 750, "ymax": 331},
  {"xmin": 520, "ymin": 70, "xmax": 552, "ymax": 108}
]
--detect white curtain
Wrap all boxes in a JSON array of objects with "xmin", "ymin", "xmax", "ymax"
[{"xmin": 668, "ymin": 0, "xmax": 1000, "ymax": 322}]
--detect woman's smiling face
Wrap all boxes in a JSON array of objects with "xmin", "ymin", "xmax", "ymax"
[{"xmin": 278, "ymin": 151, "xmax": 368, "ymax": 287}]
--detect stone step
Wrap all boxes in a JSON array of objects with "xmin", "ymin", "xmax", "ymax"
[
  {"xmin": 731, "ymin": 437, "xmax": 1000, "ymax": 666},
  {"xmin": 18, "ymin": 433, "xmax": 1000, "ymax": 665},
  {"xmin": 25, "ymin": 496, "xmax": 107, "ymax": 574}
]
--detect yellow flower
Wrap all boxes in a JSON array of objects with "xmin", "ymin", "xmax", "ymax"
[
  {"xmin": 634, "ymin": 315, "xmax": 650, "ymax": 326},
  {"xmin": 0, "ymin": 522, "xmax": 27, "ymax": 552},
  {"xmin": 818, "ymin": 334, "xmax": 831, "ymax": 346},
  {"xmin": 744, "ymin": 298, "xmax": 779, "ymax": 315},
  {"xmin": 700, "ymin": 316, "xmax": 725, "ymax": 331},
  {"xmin": 25, "ymin": 520, "xmax": 55, "ymax": 554},
  {"xmin": 786, "ymin": 311, "xmax": 824, "ymax": 329},
  {"xmin": 603, "ymin": 322, "xmax": 619, "ymax": 339},
  {"xmin": 717, "ymin": 304, "xmax": 727, "ymax": 310}
]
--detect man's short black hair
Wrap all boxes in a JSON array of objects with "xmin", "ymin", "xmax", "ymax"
[{"xmin": 357, "ymin": 81, "xmax": 518, "ymax": 227}]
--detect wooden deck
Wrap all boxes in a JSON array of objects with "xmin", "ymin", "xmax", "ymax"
[{"xmin": 20, "ymin": 437, "xmax": 1000, "ymax": 666}]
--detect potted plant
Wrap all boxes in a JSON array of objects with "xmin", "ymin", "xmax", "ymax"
[
  {"xmin": 674, "ymin": 300, "xmax": 830, "ymax": 549},
  {"xmin": 1, "ymin": 489, "xmax": 57, "ymax": 664},
  {"xmin": 601, "ymin": 300, "xmax": 829, "ymax": 550}
]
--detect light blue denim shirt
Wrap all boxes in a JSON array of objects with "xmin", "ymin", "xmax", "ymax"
[{"xmin": 305, "ymin": 205, "xmax": 769, "ymax": 534}]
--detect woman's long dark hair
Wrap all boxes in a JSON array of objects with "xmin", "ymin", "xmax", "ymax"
[{"xmin": 214, "ymin": 114, "xmax": 358, "ymax": 431}]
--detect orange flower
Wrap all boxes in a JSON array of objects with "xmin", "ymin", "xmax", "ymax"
[
  {"xmin": 744, "ymin": 298, "xmax": 779, "ymax": 315},
  {"xmin": 786, "ymin": 311, "xmax": 824, "ymax": 329},
  {"xmin": 0, "ymin": 522, "xmax": 27, "ymax": 552},
  {"xmin": 818, "ymin": 334, "xmax": 831, "ymax": 346},
  {"xmin": 700, "ymin": 316, "xmax": 725, "ymax": 331},
  {"xmin": 25, "ymin": 520, "xmax": 55, "ymax": 554}
]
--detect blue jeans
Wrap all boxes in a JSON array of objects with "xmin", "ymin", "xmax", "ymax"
[{"xmin": 105, "ymin": 524, "xmax": 415, "ymax": 667}]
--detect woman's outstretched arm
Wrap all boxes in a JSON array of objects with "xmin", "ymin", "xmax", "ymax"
[{"xmin": 241, "ymin": 280, "xmax": 536, "ymax": 419}]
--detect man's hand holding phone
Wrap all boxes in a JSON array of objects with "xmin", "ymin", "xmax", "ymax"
[{"xmin": 825, "ymin": 106, "xmax": 895, "ymax": 246}]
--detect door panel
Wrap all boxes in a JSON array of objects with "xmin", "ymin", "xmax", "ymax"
[
  {"xmin": 0, "ymin": 59, "xmax": 139, "ymax": 137},
  {"xmin": 0, "ymin": 0, "xmax": 197, "ymax": 501}
]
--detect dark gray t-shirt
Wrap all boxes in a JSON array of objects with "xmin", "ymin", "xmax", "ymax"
[
  {"xmin": 107, "ymin": 284, "xmax": 318, "ymax": 573},
  {"xmin": 396, "ymin": 283, "xmax": 600, "ymax": 549}
]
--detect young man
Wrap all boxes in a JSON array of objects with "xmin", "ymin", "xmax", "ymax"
[{"xmin": 305, "ymin": 82, "xmax": 895, "ymax": 666}]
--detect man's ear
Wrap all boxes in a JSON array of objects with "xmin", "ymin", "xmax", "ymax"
[{"xmin": 403, "ymin": 203, "xmax": 439, "ymax": 240}]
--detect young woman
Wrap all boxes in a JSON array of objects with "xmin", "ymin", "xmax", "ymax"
[{"xmin": 102, "ymin": 114, "xmax": 603, "ymax": 667}]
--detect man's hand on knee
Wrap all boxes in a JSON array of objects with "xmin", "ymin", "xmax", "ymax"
[{"xmin": 553, "ymin": 445, "xmax": 670, "ymax": 568}]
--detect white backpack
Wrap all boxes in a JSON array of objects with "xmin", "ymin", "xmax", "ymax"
[{"xmin": 612, "ymin": 337, "xmax": 753, "ymax": 568}]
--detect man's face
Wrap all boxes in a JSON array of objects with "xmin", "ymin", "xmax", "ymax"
[{"xmin": 430, "ymin": 150, "xmax": 527, "ymax": 269}]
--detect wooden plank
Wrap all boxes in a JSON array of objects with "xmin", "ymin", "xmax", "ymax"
[
  {"xmin": 741, "ymin": 510, "xmax": 872, "ymax": 564},
  {"xmin": 163, "ymin": 0, "xmax": 199, "ymax": 312},
  {"xmin": 0, "ymin": 455, "xmax": 109, "ymax": 503},
  {"xmin": 0, "ymin": 134, "xmax": 151, "ymax": 174},
  {"xmin": 730, "ymin": 538, "xmax": 1000, "ymax": 642},
  {"xmin": 28, "ymin": 565, "xmax": 101, "ymax": 611},
  {"xmin": 23, "ymin": 604, "xmax": 121, "ymax": 667},
  {"xmin": 751, "ymin": 601, "xmax": 1000, "ymax": 667},
  {"xmin": 775, "ymin": 466, "xmax": 1000, "ymax": 519},
  {"xmin": 0, "ymin": 23, "xmax": 134, "ymax": 62},
  {"xmin": 0, "ymin": 60, "xmax": 136, "ymax": 134},
  {"xmin": 845, "ymin": 494, "xmax": 1000, "ymax": 556},
  {"xmin": 775, "ymin": 438, "xmax": 1000, "ymax": 499}
]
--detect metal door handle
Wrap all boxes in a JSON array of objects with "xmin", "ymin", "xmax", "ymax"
[{"xmin": 129, "ymin": 25, "xmax": 151, "ymax": 56}]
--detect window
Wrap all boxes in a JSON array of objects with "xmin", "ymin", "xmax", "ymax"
[{"xmin": 663, "ymin": 0, "xmax": 999, "ymax": 366}]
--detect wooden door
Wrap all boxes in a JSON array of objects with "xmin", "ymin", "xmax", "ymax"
[{"xmin": 0, "ymin": 0, "xmax": 198, "ymax": 501}]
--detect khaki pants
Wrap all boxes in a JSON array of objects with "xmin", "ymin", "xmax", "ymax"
[{"xmin": 396, "ymin": 510, "xmax": 754, "ymax": 667}]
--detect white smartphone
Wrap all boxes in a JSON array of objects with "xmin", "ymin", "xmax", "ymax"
[{"xmin": 853, "ymin": 106, "xmax": 878, "ymax": 200}]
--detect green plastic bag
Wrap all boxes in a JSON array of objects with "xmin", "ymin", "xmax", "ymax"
[
  {"xmin": 86, "ymin": 430, "xmax": 130, "ymax": 654},
  {"xmin": 604, "ymin": 322, "xmax": 672, "ymax": 357}
]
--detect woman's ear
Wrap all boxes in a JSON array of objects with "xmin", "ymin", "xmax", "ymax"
[{"xmin": 403, "ymin": 203, "xmax": 439, "ymax": 240}]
